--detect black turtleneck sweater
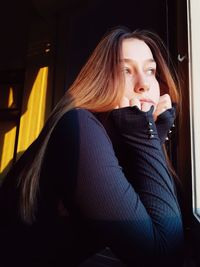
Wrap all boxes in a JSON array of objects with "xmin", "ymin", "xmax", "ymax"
[{"xmin": 0, "ymin": 106, "xmax": 183, "ymax": 267}]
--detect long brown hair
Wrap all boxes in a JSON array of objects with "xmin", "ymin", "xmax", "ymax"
[{"xmin": 13, "ymin": 26, "xmax": 180, "ymax": 223}]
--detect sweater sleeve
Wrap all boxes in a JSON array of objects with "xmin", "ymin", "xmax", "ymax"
[
  {"xmin": 155, "ymin": 104, "xmax": 176, "ymax": 144},
  {"xmin": 59, "ymin": 108, "xmax": 183, "ymax": 266}
]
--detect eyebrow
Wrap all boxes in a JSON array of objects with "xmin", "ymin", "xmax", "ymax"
[{"xmin": 122, "ymin": 58, "xmax": 156, "ymax": 64}]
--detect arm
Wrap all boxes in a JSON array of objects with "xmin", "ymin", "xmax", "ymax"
[
  {"xmin": 155, "ymin": 104, "xmax": 176, "ymax": 144},
  {"xmin": 56, "ymin": 109, "xmax": 182, "ymax": 266},
  {"xmin": 153, "ymin": 93, "xmax": 177, "ymax": 144},
  {"xmin": 62, "ymin": 108, "xmax": 183, "ymax": 266}
]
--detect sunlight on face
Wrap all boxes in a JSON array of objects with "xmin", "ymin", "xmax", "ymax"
[{"xmin": 121, "ymin": 38, "xmax": 160, "ymax": 109}]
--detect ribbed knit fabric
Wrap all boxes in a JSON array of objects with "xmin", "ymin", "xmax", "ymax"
[{"xmin": 0, "ymin": 107, "xmax": 183, "ymax": 267}]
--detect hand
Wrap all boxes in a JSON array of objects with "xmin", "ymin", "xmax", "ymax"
[
  {"xmin": 153, "ymin": 94, "xmax": 172, "ymax": 121},
  {"xmin": 116, "ymin": 96, "xmax": 153, "ymax": 111}
]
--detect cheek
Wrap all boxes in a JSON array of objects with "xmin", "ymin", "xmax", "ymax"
[
  {"xmin": 151, "ymin": 81, "xmax": 160, "ymax": 103},
  {"xmin": 124, "ymin": 79, "xmax": 134, "ymax": 99}
]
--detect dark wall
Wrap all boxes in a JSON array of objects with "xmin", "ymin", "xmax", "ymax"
[
  {"xmin": 0, "ymin": 0, "xmax": 176, "ymax": 95},
  {"xmin": 0, "ymin": 0, "xmax": 33, "ymax": 71},
  {"xmin": 65, "ymin": 0, "xmax": 170, "ymax": 88}
]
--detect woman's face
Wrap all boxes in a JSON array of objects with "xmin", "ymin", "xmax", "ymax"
[{"xmin": 121, "ymin": 38, "xmax": 160, "ymax": 110}]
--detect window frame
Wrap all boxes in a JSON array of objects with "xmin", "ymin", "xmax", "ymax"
[{"xmin": 187, "ymin": 0, "xmax": 200, "ymax": 221}]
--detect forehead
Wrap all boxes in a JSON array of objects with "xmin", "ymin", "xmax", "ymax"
[{"xmin": 122, "ymin": 38, "xmax": 154, "ymax": 62}]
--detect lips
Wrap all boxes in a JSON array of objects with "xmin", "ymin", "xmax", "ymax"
[{"xmin": 139, "ymin": 98, "xmax": 156, "ymax": 106}]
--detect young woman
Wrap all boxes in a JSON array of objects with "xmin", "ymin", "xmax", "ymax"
[{"xmin": 0, "ymin": 27, "xmax": 183, "ymax": 266}]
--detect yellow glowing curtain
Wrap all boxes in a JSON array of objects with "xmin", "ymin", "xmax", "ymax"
[
  {"xmin": 0, "ymin": 123, "xmax": 16, "ymax": 180},
  {"xmin": 8, "ymin": 86, "xmax": 14, "ymax": 107},
  {"xmin": 17, "ymin": 67, "xmax": 48, "ymax": 156},
  {"xmin": 0, "ymin": 87, "xmax": 16, "ymax": 180}
]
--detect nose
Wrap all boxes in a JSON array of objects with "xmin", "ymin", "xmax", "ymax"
[{"xmin": 134, "ymin": 74, "xmax": 149, "ymax": 93}]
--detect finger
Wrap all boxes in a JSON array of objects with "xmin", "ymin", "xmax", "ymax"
[
  {"xmin": 158, "ymin": 94, "xmax": 172, "ymax": 109},
  {"xmin": 153, "ymin": 94, "xmax": 172, "ymax": 120},
  {"xmin": 141, "ymin": 102, "xmax": 152, "ymax": 112},
  {"xmin": 130, "ymin": 98, "xmax": 141, "ymax": 109},
  {"xmin": 153, "ymin": 108, "xmax": 165, "ymax": 121},
  {"xmin": 153, "ymin": 104, "xmax": 170, "ymax": 121},
  {"xmin": 154, "ymin": 104, "xmax": 168, "ymax": 115}
]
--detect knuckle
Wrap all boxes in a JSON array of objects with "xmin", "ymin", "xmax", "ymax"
[{"xmin": 162, "ymin": 93, "xmax": 170, "ymax": 100}]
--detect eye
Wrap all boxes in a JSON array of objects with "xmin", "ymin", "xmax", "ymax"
[
  {"xmin": 146, "ymin": 68, "xmax": 156, "ymax": 76},
  {"xmin": 122, "ymin": 67, "xmax": 132, "ymax": 75}
]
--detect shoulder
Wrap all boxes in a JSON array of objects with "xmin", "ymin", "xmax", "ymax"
[
  {"xmin": 58, "ymin": 108, "xmax": 104, "ymax": 129},
  {"xmin": 53, "ymin": 108, "xmax": 110, "ymax": 141}
]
